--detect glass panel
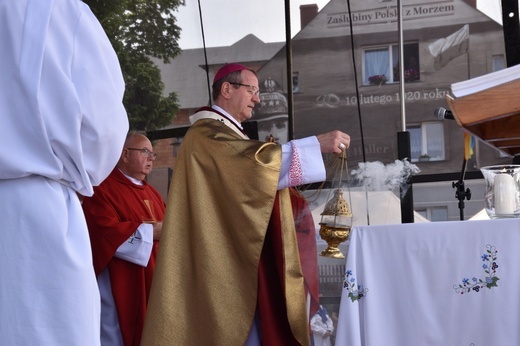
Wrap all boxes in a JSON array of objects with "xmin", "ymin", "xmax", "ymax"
[
  {"xmin": 492, "ymin": 55, "xmax": 505, "ymax": 72},
  {"xmin": 392, "ymin": 44, "xmax": 399, "ymax": 83},
  {"xmin": 430, "ymin": 207, "xmax": 448, "ymax": 222},
  {"xmin": 404, "ymin": 43, "xmax": 420, "ymax": 82},
  {"xmin": 147, "ymin": 0, "xmax": 508, "ymax": 316},
  {"xmin": 425, "ymin": 123, "xmax": 445, "ymax": 160},
  {"xmin": 293, "ymin": 72, "xmax": 300, "ymax": 93},
  {"xmin": 364, "ymin": 48, "xmax": 389, "ymax": 85},
  {"xmin": 409, "ymin": 126, "xmax": 422, "ymax": 160},
  {"xmin": 417, "ymin": 210, "xmax": 427, "ymax": 219},
  {"xmin": 393, "ymin": 43, "xmax": 420, "ymax": 82}
]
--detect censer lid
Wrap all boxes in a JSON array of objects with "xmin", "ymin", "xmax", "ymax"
[{"xmin": 321, "ymin": 188, "xmax": 352, "ymax": 217}]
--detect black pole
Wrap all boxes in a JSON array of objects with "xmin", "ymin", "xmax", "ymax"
[
  {"xmin": 501, "ymin": 0, "xmax": 520, "ymax": 67},
  {"xmin": 396, "ymin": 0, "xmax": 413, "ymax": 223},
  {"xmin": 196, "ymin": 0, "xmax": 211, "ymax": 106},
  {"xmin": 452, "ymin": 159, "xmax": 471, "ymax": 221},
  {"xmin": 284, "ymin": 0, "xmax": 294, "ymax": 141},
  {"xmin": 398, "ymin": 131, "xmax": 414, "ymax": 223},
  {"xmin": 345, "ymin": 0, "xmax": 367, "ymax": 164},
  {"xmin": 501, "ymin": 0, "xmax": 520, "ymax": 162}
]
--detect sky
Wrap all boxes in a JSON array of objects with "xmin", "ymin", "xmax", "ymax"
[
  {"xmin": 174, "ymin": 0, "xmax": 504, "ymax": 50},
  {"xmin": 174, "ymin": 0, "xmax": 330, "ymax": 49}
]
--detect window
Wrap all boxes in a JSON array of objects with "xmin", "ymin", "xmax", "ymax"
[
  {"xmin": 363, "ymin": 42, "xmax": 420, "ymax": 85},
  {"xmin": 293, "ymin": 72, "xmax": 300, "ymax": 93},
  {"xmin": 409, "ymin": 122, "xmax": 445, "ymax": 162},
  {"xmin": 417, "ymin": 207, "xmax": 448, "ymax": 221},
  {"xmin": 492, "ymin": 55, "xmax": 505, "ymax": 72}
]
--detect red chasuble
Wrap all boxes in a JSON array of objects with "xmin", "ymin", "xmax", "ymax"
[{"xmin": 82, "ymin": 168, "xmax": 165, "ymax": 345}]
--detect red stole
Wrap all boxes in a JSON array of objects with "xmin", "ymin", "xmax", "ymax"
[
  {"xmin": 291, "ymin": 189, "xmax": 320, "ymax": 320},
  {"xmin": 257, "ymin": 193, "xmax": 307, "ymax": 345}
]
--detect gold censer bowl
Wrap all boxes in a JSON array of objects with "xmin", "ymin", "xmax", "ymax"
[
  {"xmin": 319, "ymin": 188, "xmax": 352, "ymax": 259},
  {"xmin": 319, "ymin": 223, "xmax": 351, "ymax": 259}
]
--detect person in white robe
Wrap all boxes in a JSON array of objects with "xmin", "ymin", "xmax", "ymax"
[
  {"xmin": 311, "ymin": 305, "xmax": 335, "ymax": 346},
  {"xmin": 0, "ymin": 0, "xmax": 128, "ymax": 345}
]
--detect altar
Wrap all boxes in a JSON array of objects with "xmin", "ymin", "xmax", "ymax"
[{"xmin": 335, "ymin": 218, "xmax": 520, "ymax": 345}]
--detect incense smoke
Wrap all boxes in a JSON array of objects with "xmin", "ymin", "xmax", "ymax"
[{"xmin": 350, "ymin": 160, "xmax": 420, "ymax": 197}]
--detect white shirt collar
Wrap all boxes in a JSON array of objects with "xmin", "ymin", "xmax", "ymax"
[
  {"xmin": 119, "ymin": 169, "xmax": 143, "ymax": 185},
  {"xmin": 212, "ymin": 105, "xmax": 244, "ymax": 130}
]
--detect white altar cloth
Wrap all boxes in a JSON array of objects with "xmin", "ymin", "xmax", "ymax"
[{"xmin": 336, "ymin": 218, "xmax": 520, "ymax": 346}]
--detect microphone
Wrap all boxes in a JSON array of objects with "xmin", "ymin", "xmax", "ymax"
[{"xmin": 434, "ymin": 107, "xmax": 455, "ymax": 120}]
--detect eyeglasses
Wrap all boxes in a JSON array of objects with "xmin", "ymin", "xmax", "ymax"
[
  {"xmin": 229, "ymin": 82, "xmax": 260, "ymax": 96},
  {"xmin": 126, "ymin": 148, "xmax": 157, "ymax": 159}
]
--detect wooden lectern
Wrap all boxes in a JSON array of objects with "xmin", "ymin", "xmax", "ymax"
[{"xmin": 446, "ymin": 78, "xmax": 520, "ymax": 156}]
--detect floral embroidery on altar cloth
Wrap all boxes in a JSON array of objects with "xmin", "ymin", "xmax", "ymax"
[
  {"xmin": 453, "ymin": 244, "xmax": 499, "ymax": 294},
  {"xmin": 343, "ymin": 270, "xmax": 368, "ymax": 302}
]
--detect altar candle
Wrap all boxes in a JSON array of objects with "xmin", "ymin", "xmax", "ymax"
[{"xmin": 494, "ymin": 174, "xmax": 516, "ymax": 215}]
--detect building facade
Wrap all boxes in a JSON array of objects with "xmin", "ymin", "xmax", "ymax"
[{"xmin": 151, "ymin": 0, "xmax": 511, "ymax": 222}]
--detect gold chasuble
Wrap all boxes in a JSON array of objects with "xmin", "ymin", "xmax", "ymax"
[{"xmin": 142, "ymin": 115, "xmax": 310, "ymax": 345}]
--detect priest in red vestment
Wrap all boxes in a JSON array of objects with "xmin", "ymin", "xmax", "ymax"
[{"xmin": 82, "ymin": 132, "xmax": 165, "ymax": 346}]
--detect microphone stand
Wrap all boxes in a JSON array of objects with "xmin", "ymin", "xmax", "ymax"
[{"xmin": 452, "ymin": 158, "xmax": 471, "ymax": 220}]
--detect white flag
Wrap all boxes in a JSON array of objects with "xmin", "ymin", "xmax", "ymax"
[{"xmin": 428, "ymin": 24, "xmax": 469, "ymax": 70}]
